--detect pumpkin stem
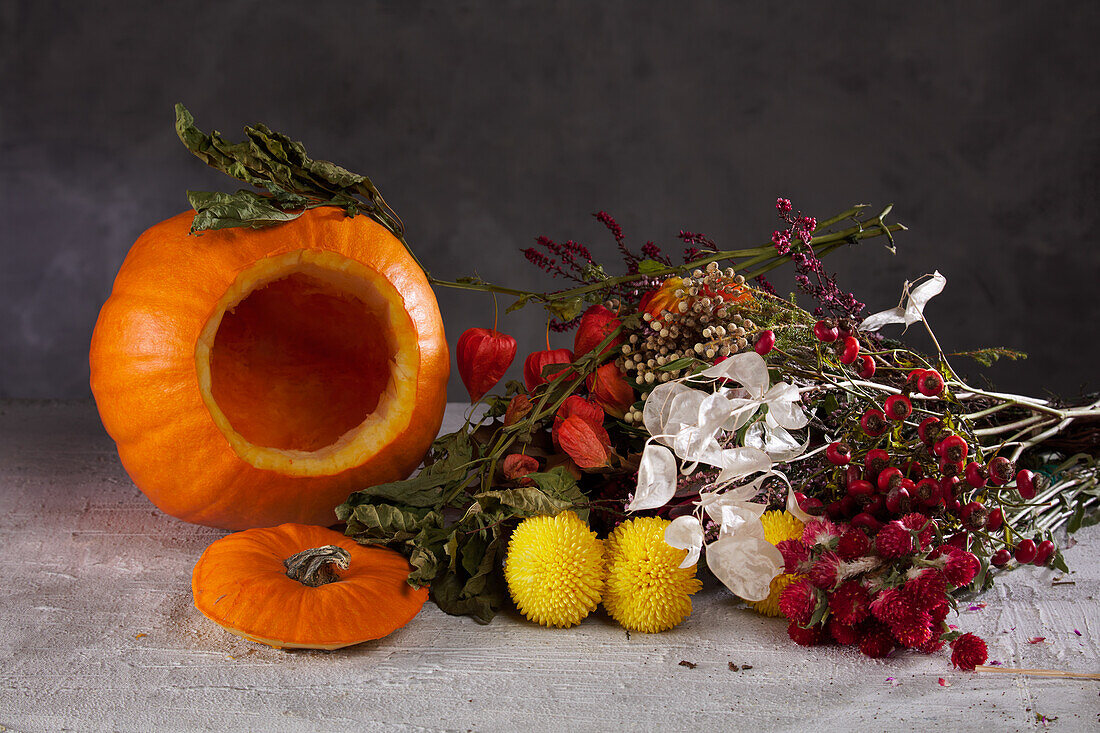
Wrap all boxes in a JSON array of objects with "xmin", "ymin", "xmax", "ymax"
[{"xmin": 284, "ymin": 545, "xmax": 351, "ymax": 587}]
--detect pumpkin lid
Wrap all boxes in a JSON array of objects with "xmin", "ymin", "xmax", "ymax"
[{"xmin": 192, "ymin": 523, "xmax": 429, "ymax": 649}]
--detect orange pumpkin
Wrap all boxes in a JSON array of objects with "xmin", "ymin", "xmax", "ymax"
[
  {"xmin": 192, "ymin": 523, "xmax": 428, "ymax": 649},
  {"xmin": 90, "ymin": 207, "xmax": 448, "ymax": 529}
]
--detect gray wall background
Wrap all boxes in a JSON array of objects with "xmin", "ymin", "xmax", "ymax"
[{"xmin": 2, "ymin": 1, "xmax": 1098, "ymax": 400}]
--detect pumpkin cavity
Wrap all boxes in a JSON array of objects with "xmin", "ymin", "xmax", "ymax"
[{"xmin": 195, "ymin": 250, "xmax": 420, "ymax": 476}]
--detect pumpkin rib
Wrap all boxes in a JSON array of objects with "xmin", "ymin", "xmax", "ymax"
[
  {"xmin": 91, "ymin": 209, "xmax": 448, "ymax": 530},
  {"xmin": 192, "ymin": 524, "xmax": 428, "ymax": 648}
]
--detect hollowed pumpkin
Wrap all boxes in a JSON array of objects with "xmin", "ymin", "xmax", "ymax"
[
  {"xmin": 90, "ymin": 208, "xmax": 448, "ymax": 529},
  {"xmin": 192, "ymin": 523, "xmax": 429, "ymax": 649}
]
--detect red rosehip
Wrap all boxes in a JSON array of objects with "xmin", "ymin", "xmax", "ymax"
[
  {"xmin": 987, "ymin": 456, "xmax": 1015, "ymax": 486},
  {"xmin": 798, "ymin": 495, "xmax": 825, "ymax": 516},
  {"xmin": 900, "ymin": 460, "xmax": 924, "ymax": 480},
  {"xmin": 917, "ymin": 369, "xmax": 945, "ymax": 397},
  {"xmin": 851, "ymin": 512, "xmax": 882, "ymax": 533},
  {"xmin": 1033, "ymin": 540, "xmax": 1056, "ymax": 566},
  {"xmin": 885, "ymin": 487, "xmax": 912, "ymax": 514},
  {"xmin": 753, "ymin": 329, "xmax": 776, "ymax": 356},
  {"xmin": 1015, "ymin": 469, "xmax": 1036, "ymax": 500},
  {"xmin": 860, "ymin": 409, "xmax": 888, "ymax": 437},
  {"xmin": 936, "ymin": 434, "xmax": 969, "ymax": 464},
  {"xmin": 946, "ymin": 531, "xmax": 970, "ymax": 551},
  {"xmin": 906, "ymin": 369, "xmax": 926, "ymax": 389},
  {"xmin": 960, "ymin": 501, "xmax": 989, "ymax": 531},
  {"xmin": 1014, "ymin": 539, "xmax": 1037, "ymax": 564},
  {"xmin": 914, "ymin": 478, "xmax": 942, "ymax": 507},
  {"xmin": 963, "ymin": 461, "xmax": 988, "ymax": 488},
  {"xmin": 844, "ymin": 465, "xmax": 863, "ymax": 488},
  {"xmin": 877, "ymin": 467, "xmax": 903, "ymax": 493},
  {"xmin": 864, "ymin": 448, "xmax": 890, "ymax": 476},
  {"xmin": 813, "ymin": 319, "xmax": 839, "ymax": 343},
  {"xmin": 826, "ymin": 441, "xmax": 852, "ymax": 466},
  {"xmin": 846, "ymin": 479, "xmax": 876, "ymax": 499},
  {"xmin": 839, "ymin": 336, "xmax": 860, "ymax": 365},
  {"xmin": 884, "ymin": 394, "xmax": 912, "ymax": 421},
  {"xmin": 985, "ymin": 507, "xmax": 1004, "ymax": 531},
  {"xmin": 857, "ymin": 354, "xmax": 876, "ymax": 379},
  {"xmin": 865, "ymin": 495, "xmax": 888, "ymax": 520},
  {"xmin": 918, "ymin": 417, "xmax": 942, "ymax": 446},
  {"xmin": 991, "ymin": 548, "xmax": 1012, "ymax": 568}
]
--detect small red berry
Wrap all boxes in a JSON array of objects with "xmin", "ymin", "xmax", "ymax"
[
  {"xmin": 1033, "ymin": 540, "xmax": 1056, "ymax": 566},
  {"xmin": 937, "ymin": 435, "xmax": 969, "ymax": 464},
  {"xmin": 918, "ymin": 417, "xmax": 942, "ymax": 446},
  {"xmin": 914, "ymin": 478, "xmax": 942, "ymax": 507},
  {"xmin": 877, "ymin": 467, "xmax": 903, "ymax": 493},
  {"xmin": 1014, "ymin": 539, "xmax": 1037, "ymax": 564},
  {"xmin": 851, "ymin": 512, "xmax": 882, "ymax": 533},
  {"xmin": 826, "ymin": 441, "xmax": 852, "ymax": 466},
  {"xmin": 844, "ymin": 465, "xmax": 862, "ymax": 488},
  {"xmin": 1016, "ymin": 469, "xmax": 1036, "ymax": 500},
  {"xmin": 754, "ymin": 329, "xmax": 776, "ymax": 356},
  {"xmin": 946, "ymin": 531, "xmax": 970, "ymax": 551},
  {"xmin": 839, "ymin": 336, "xmax": 860, "ymax": 364},
  {"xmin": 847, "ymin": 479, "xmax": 876, "ymax": 499},
  {"xmin": 864, "ymin": 495, "xmax": 887, "ymax": 519},
  {"xmin": 813, "ymin": 319, "xmax": 839, "ymax": 343},
  {"xmin": 917, "ymin": 369, "xmax": 945, "ymax": 397},
  {"xmin": 885, "ymin": 487, "xmax": 911, "ymax": 514},
  {"xmin": 860, "ymin": 409, "xmax": 888, "ymax": 437},
  {"xmin": 884, "ymin": 394, "xmax": 912, "ymax": 421},
  {"xmin": 963, "ymin": 461, "xmax": 988, "ymax": 488},
  {"xmin": 939, "ymin": 458, "xmax": 963, "ymax": 478},
  {"xmin": 864, "ymin": 449, "xmax": 890, "ymax": 476},
  {"xmin": 991, "ymin": 548, "xmax": 1012, "ymax": 568},
  {"xmin": 987, "ymin": 456, "xmax": 1014, "ymax": 486},
  {"xmin": 900, "ymin": 460, "xmax": 924, "ymax": 480},
  {"xmin": 985, "ymin": 507, "xmax": 1004, "ymax": 531},
  {"xmin": 960, "ymin": 501, "xmax": 989, "ymax": 531},
  {"xmin": 905, "ymin": 369, "xmax": 926, "ymax": 390},
  {"xmin": 939, "ymin": 475, "xmax": 959, "ymax": 502},
  {"xmin": 857, "ymin": 354, "xmax": 876, "ymax": 379}
]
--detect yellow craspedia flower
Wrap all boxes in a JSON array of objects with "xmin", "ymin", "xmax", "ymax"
[
  {"xmin": 750, "ymin": 510, "xmax": 805, "ymax": 617},
  {"xmin": 603, "ymin": 516, "xmax": 702, "ymax": 633},
  {"xmin": 504, "ymin": 511, "xmax": 605, "ymax": 628}
]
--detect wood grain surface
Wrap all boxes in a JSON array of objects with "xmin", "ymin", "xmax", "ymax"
[{"xmin": 1, "ymin": 401, "xmax": 1097, "ymax": 732}]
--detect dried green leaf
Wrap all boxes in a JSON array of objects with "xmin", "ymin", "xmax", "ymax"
[
  {"xmin": 636, "ymin": 258, "xmax": 667, "ymax": 274},
  {"xmin": 950, "ymin": 347, "xmax": 1028, "ymax": 367}
]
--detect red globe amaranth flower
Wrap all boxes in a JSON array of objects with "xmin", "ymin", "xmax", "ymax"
[
  {"xmin": 502, "ymin": 453, "xmax": 539, "ymax": 480},
  {"xmin": 801, "ymin": 518, "xmax": 840, "ymax": 548},
  {"xmin": 858, "ymin": 621, "xmax": 896, "ymax": 659},
  {"xmin": 919, "ymin": 635, "xmax": 946, "ymax": 654},
  {"xmin": 777, "ymin": 539, "xmax": 810, "ymax": 574},
  {"xmin": 904, "ymin": 568, "xmax": 947, "ymax": 612},
  {"xmin": 836, "ymin": 528, "xmax": 871, "ymax": 561},
  {"xmin": 875, "ymin": 521, "xmax": 914, "ymax": 559},
  {"xmin": 523, "ymin": 348, "xmax": 574, "ymax": 391},
  {"xmin": 950, "ymin": 633, "xmax": 988, "ymax": 671},
  {"xmin": 778, "ymin": 577, "xmax": 818, "ymax": 625},
  {"xmin": 870, "ymin": 587, "xmax": 912, "ymax": 626},
  {"xmin": 891, "ymin": 610, "xmax": 934, "ymax": 649},
  {"xmin": 899, "ymin": 513, "xmax": 935, "ymax": 550},
  {"xmin": 586, "ymin": 363, "xmax": 635, "ymax": 418},
  {"xmin": 573, "ymin": 304, "xmax": 623, "ymax": 356},
  {"xmin": 456, "ymin": 327, "xmax": 517, "ymax": 401},
  {"xmin": 941, "ymin": 548, "xmax": 980, "ymax": 588},
  {"xmin": 787, "ymin": 621, "xmax": 824, "ymax": 646},
  {"xmin": 827, "ymin": 617, "xmax": 862, "ymax": 645},
  {"xmin": 810, "ymin": 552, "xmax": 843, "ymax": 590},
  {"xmin": 828, "ymin": 580, "xmax": 870, "ymax": 625}
]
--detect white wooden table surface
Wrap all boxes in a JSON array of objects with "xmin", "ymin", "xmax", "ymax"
[{"xmin": 1, "ymin": 400, "xmax": 1098, "ymax": 732}]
